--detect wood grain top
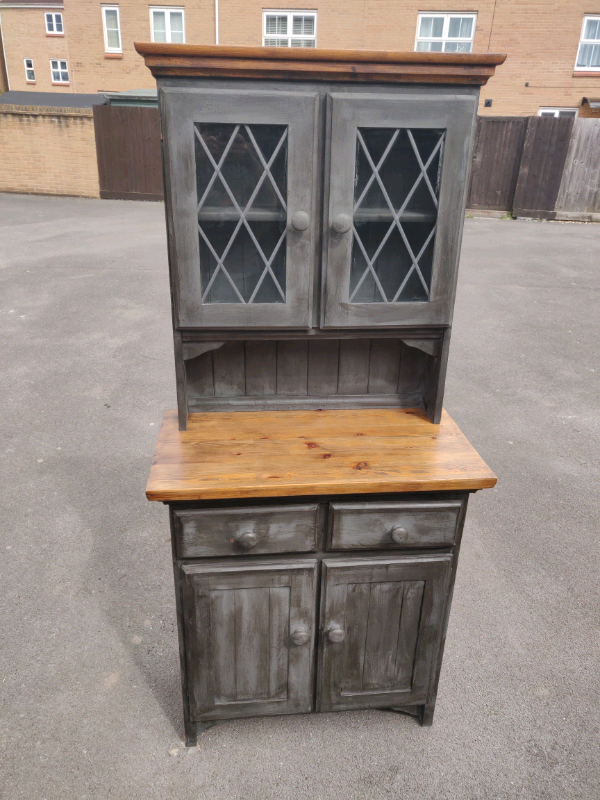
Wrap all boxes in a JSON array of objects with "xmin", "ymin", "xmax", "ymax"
[
  {"xmin": 146, "ymin": 408, "xmax": 496, "ymax": 502},
  {"xmin": 134, "ymin": 43, "xmax": 506, "ymax": 85}
]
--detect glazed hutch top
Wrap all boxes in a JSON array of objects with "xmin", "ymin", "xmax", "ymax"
[{"xmin": 135, "ymin": 44, "xmax": 505, "ymax": 429}]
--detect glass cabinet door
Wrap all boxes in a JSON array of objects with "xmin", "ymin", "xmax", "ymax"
[
  {"xmin": 322, "ymin": 93, "xmax": 477, "ymax": 328},
  {"xmin": 161, "ymin": 88, "xmax": 318, "ymax": 328}
]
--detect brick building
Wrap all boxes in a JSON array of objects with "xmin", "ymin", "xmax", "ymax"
[{"xmin": 0, "ymin": 0, "xmax": 599, "ymax": 116}]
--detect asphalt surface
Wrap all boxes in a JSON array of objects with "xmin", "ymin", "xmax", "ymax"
[{"xmin": 1, "ymin": 194, "xmax": 598, "ymax": 800}]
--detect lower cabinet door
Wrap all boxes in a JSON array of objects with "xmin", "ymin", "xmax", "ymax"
[
  {"xmin": 318, "ymin": 554, "xmax": 451, "ymax": 712},
  {"xmin": 182, "ymin": 558, "xmax": 318, "ymax": 720}
]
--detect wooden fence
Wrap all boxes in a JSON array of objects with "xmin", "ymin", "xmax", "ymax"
[
  {"xmin": 468, "ymin": 116, "xmax": 527, "ymax": 212},
  {"xmin": 467, "ymin": 115, "xmax": 600, "ymax": 221},
  {"xmin": 91, "ymin": 105, "xmax": 600, "ymax": 221},
  {"xmin": 93, "ymin": 105, "xmax": 163, "ymax": 201}
]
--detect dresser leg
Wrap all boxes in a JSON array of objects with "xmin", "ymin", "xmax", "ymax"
[
  {"xmin": 420, "ymin": 703, "xmax": 435, "ymax": 726},
  {"xmin": 386, "ymin": 705, "xmax": 421, "ymax": 722},
  {"xmin": 184, "ymin": 715, "xmax": 197, "ymax": 747},
  {"xmin": 185, "ymin": 719, "xmax": 215, "ymax": 746}
]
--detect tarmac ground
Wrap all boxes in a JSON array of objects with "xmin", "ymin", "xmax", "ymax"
[{"xmin": 1, "ymin": 193, "xmax": 599, "ymax": 800}]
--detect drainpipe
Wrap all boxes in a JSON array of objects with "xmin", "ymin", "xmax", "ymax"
[{"xmin": 215, "ymin": 0, "xmax": 219, "ymax": 44}]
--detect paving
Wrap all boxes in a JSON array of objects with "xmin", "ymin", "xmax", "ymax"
[{"xmin": 0, "ymin": 193, "xmax": 598, "ymax": 800}]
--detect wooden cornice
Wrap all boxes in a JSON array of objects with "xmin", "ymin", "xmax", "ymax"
[{"xmin": 134, "ymin": 43, "xmax": 506, "ymax": 86}]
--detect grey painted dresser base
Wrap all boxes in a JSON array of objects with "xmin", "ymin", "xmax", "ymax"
[{"xmin": 167, "ymin": 490, "xmax": 470, "ymax": 747}]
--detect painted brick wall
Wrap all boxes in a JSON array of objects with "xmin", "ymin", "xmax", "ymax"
[{"xmin": 0, "ymin": 105, "xmax": 99, "ymax": 197}]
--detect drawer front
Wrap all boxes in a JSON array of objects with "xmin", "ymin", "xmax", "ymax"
[
  {"xmin": 174, "ymin": 504, "xmax": 319, "ymax": 558},
  {"xmin": 328, "ymin": 500, "xmax": 463, "ymax": 550}
]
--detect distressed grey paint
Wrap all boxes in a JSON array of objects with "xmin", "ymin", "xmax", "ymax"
[{"xmin": 174, "ymin": 504, "xmax": 319, "ymax": 558}]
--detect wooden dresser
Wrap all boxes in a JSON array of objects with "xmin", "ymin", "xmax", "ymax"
[{"xmin": 137, "ymin": 44, "xmax": 503, "ymax": 746}]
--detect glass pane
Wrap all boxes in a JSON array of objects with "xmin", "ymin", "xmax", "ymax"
[
  {"xmin": 291, "ymin": 38, "xmax": 315, "ymax": 47},
  {"xmin": 350, "ymin": 127, "xmax": 444, "ymax": 303},
  {"xmin": 415, "ymin": 41, "xmax": 430, "ymax": 51},
  {"xmin": 419, "ymin": 16, "xmax": 443, "ymax": 37},
  {"xmin": 195, "ymin": 123, "xmax": 288, "ymax": 304},
  {"xmin": 293, "ymin": 15, "xmax": 314, "ymax": 35},
  {"xmin": 105, "ymin": 10, "xmax": 120, "ymax": 48},
  {"xmin": 266, "ymin": 14, "xmax": 287, "ymax": 34},
  {"xmin": 153, "ymin": 11, "xmax": 167, "ymax": 41},
  {"xmin": 584, "ymin": 18, "xmax": 599, "ymax": 40},
  {"xmin": 60, "ymin": 70, "xmax": 69, "ymax": 81},
  {"xmin": 55, "ymin": 15, "xmax": 63, "ymax": 32},
  {"xmin": 107, "ymin": 28, "xmax": 120, "ymax": 48},
  {"xmin": 578, "ymin": 42, "xmax": 600, "ymax": 67},
  {"xmin": 26, "ymin": 69, "xmax": 35, "ymax": 80},
  {"xmin": 46, "ymin": 13, "xmax": 54, "ymax": 31},
  {"xmin": 444, "ymin": 41, "xmax": 471, "ymax": 52},
  {"xmin": 264, "ymin": 38, "xmax": 289, "ymax": 47},
  {"xmin": 448, "ymin": 16, "xmax": 472, "ymax": 38},
  {"xmin": 558, "ymin": 111, "xmax": 577, "ymax": 117},
  {"xmin": 576, "ymin": 43, "xmax": 590, "ymax": 67},
  {"xmin": 52, "ymin": 70, "xmax": 60, "ymax": 81},
  {"xmin": 170, "ymin": 11, "xmax": 184, "ymax": 42}
]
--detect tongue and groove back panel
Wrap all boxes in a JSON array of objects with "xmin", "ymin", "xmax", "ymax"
[{"xmin": 183, "ymin": 337, "xmax": 445, "ymax": 415}]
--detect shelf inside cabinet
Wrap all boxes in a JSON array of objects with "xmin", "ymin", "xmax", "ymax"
[
  {"xmin": 197, "ymin": 207, "xmax": 286, "ymax": 222},
  {"xmin": 353, "ymin": 209, "xmax": 437, "ymax": 223}
]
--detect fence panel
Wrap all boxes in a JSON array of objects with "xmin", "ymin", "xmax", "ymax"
[
  {"xmin": 468, "ymin": 117, "xmax": 527, "ymax": 211},
  {"xmin": 555, "ymin": 118, "xmax": 600, "ymax": 220},
  {"xmin": 512, "ymin": 116, "xmax": 574, "ymax": 219},
  {"xmin": 93, "ymin": 105, "xmax": 163, "ymax": 201}
]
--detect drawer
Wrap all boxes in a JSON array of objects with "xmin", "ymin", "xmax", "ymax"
[
  {"xmin": 328, "ymin": 500, "xmax": 464, "ymax": 550},
  {"xmin": 173, "ymin": 504, "xmax": 319, "ymax": 558}
]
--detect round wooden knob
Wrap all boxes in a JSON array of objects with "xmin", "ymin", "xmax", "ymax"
[
  {"xmin": 235, "ymin": 530, "xmax": 258, "ymax": 550},
  {"xmin": 390, "ymin": 525, "xmax": 409, "ymax": 544},
  {"xmin": 332, "ymin": 213, "xmax": 352, "ymax": 234},
  {"xmin": 327, "ymin": 624, "xmax": 345, "ymax": 643},
  {"xmin": 291, "ymin": 627, "xmax": 310, "ymax": 646},
  {"xmin": 291, "ymin": 211, "xmax": 310, "ymax": 231}
]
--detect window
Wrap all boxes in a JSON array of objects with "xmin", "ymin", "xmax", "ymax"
[
  {"xmin": 45, "ymin": 12, "xmax": 64, "ymax": 34},
  {"xmin": 263, "ymin": 10, "xmax": 317, "ymax": 47},
  {"xmin": 537, "ymin": 108, "xmax": 578, "ymax": 118},
  {"xmin": 150, "ymin": 7, "xmax": 185, "ymax": 43},
  {"xmin": 415, "ymin": 13, "xmax": 476, "ymax": 52},
  {"xmin": 575, "ymin": 16, "xmax": 600, "ymax": 71},
  {"xmin": 102, "ymin": 6, "xmax": 121, "ymax": 52},
  {"xmin": 24, "ymin": 58, "xmax": 35, "ymax": 82},
  {"xmin": 50, "ymin": 59, "xmax": 69, "ymax": 84}
]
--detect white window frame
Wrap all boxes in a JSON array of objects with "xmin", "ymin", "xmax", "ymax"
[
  {"xmin": 414, "ymin": 12, "xmax": 476, "ymax": 53},
  {"xmin": 575, "ymin": 15, "xmax": 600, "ymax": 72},
  {"xmin": 102, "ymin": 6, "xmax": 122, "ymax": 53},
  {"xmin": 262, "ymin": 10, "xmax": 317, "ymax": 48},
  {"xmin": 50, "ymin": 58, "xmax": 69, "ymax": 84},
  {"xmin": 24, "ymin": 58, "xmax": 35, "ymax": 82},
  {"xmin": 537, "ymin": 107, "xmax": 578, "ymax": 118},
  {"xmin": 45, "ymin": 12, "xmax": 64, "ymax": 35},
  {"xmin": 149, "ymin": 7, "xmax": 185, "ymax": 44}
]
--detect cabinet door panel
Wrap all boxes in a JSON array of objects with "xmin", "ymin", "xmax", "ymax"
[
  {"xmin": 322, "ymin": 93, "xmax": 476, "ymax": 328},
  {"xmin": 318, "ymin": 554, "xmax": 451, "ymax": 711},
  {"xmin": 182, "ymin": 558, "xmax": 317, "ymax": 720},
  {"xmin": 162, "ymin": 87, "xmax": 318, "ymax": 328}
]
